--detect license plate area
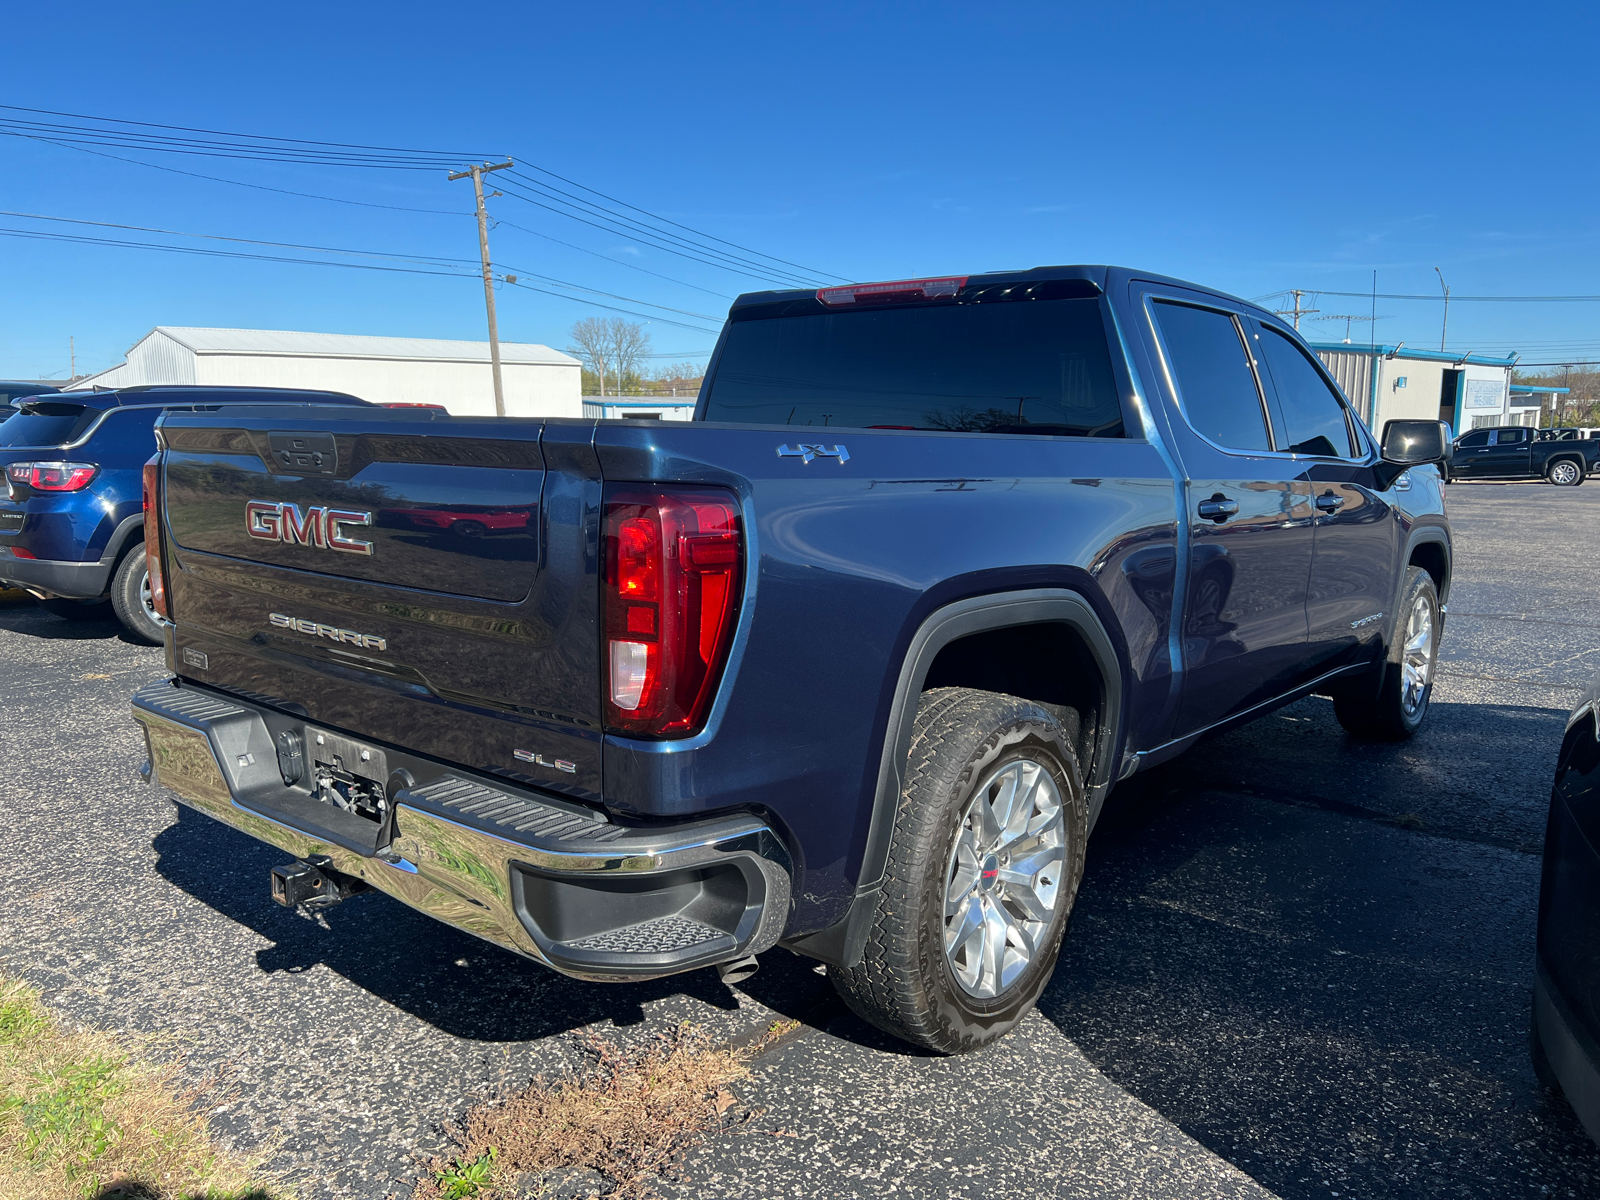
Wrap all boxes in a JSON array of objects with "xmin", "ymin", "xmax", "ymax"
[{"xmin": 305, "ymin": 726, "xmax": 391, "ymax": 825}]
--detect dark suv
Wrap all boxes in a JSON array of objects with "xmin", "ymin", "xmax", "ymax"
[{"xmin": 1, "ymin": 385, "xmax": 367, "ymax": 642}]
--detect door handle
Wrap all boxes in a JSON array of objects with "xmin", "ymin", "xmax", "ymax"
[
  {"xmin": 1197, "ymin": 494, "xmax": 1240, "ymax": 523},
  {"xmin": 1315, "ymin": 491, "xmax": 1344, "ymax": 513}
]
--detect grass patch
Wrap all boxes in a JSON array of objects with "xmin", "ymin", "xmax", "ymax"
[
  {"xmin": 415, "ymin": 1023, "xmax": 764, "ymax": 1200},
  {"xmin": 0, "ymin": 976, "xmax": 288, "ymax": 1200}
]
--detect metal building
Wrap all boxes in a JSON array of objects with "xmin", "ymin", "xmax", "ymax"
[
  {"xmin": 1309, "ymin": 342, "xmax": 1517, "ymax": 436},
  {"xmin": 66, "ymin": 327, "xmax": 582, "ymax": 419},
  {"xmin": 581, "ymin": 396, "xmax": 696, "ymax": 421}
]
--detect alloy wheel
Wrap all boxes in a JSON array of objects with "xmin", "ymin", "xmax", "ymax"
[
  {"xmin": 1552, "ymin": 461, "xmax": 1580, "ymax": 485},
  {"xmin": 942, "ymin": 757, "xmax": 1067, "ymax": 999},
  {"xmin": 1400, "ymin": 590, "xmax": 1435, "ymax": 717}
]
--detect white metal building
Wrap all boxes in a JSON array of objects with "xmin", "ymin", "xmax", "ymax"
[
  {"xmin": 1310, "ymin": 342, "xmax": 1517, "ymax": 435},
  {"xmin": 581, "ymin": 396, "xmax": 696, "ymax": 421},
  {"xmin": 67, "ymin": 327, "xmax": 582, "ymax": 419}
]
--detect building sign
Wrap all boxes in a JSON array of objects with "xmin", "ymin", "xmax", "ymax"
[{"xmin": 1465, "ymin": 378, "xmax": 1506, "ymax": 410}]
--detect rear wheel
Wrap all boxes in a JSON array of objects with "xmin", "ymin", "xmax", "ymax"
[
  {"xmin": 110, "ymin": 546, "xmax": 164, "ymax": 645},
  {"xmin": 1548, "ymin": 459, "xmax": 1583, "ymax": 486},
  {"xmin": 37, "ymin": 597, "xmax": 114, "ymax": 621},
  {"xmin": 1333, "ymin": 566, "xmax": 1440, "ymax": 741},
  {"xmin": 828, "ymin": 688, "xmax": 1088, "ymax": 1054}
]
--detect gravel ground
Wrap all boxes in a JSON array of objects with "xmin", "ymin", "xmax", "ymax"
[{"xmin": 2, "ymin": 481, "xmax": 1599, "ymax": 1199}]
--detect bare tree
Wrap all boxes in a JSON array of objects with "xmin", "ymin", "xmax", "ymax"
[
  {"xmin": 568, "ymin": 318, "xmax": 611, "ymax": 397},
  {"xmin": 568, "ymin": 318, "xmax": 652, "ymax": 397},
  {"xmin": 604, "ymin": 319, "xmax": 651, "ymax": 395}
]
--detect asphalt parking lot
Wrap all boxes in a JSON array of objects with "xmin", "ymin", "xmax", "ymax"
[{"xmin": 3, "ymin": 482, "xmax": 1599, "ymax": 1199}]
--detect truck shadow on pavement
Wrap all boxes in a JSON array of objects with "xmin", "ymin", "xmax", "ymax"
[
  {"xmin": 1039, "ymin": 694, "xmax": 1600, "ymax": 1199},
  {"xmin": 0, "ymin": 602, "xmax": 145, "ymax": 645}
]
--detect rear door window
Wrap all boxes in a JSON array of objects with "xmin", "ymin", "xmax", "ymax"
[
  {"xmin": 1151, "ymin": 301, "xmax": 1271, "ymax": 452},
  {"xmin": 702, "ymin": 287, "xmax": 1125, "ymax": 436},
  {"xmin": 1257, "ymin": 327, "xmax": 1359, "ymax": 458},
  {"xmin": 0, "ymin": 402, "xmax": 98, "ymax": 447},
  {"xmin": 1493, "ymin": 428, "xmax": 1526, "ymax": 446}
]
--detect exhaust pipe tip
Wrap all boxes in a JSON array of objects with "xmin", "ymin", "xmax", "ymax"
[{"xmin": 716, "ymin": 955, "xmax": 760, "ymax": 986}]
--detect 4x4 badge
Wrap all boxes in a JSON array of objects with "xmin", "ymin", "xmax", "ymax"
[{"xmin": 777, "ymin": 443, "xmax": 850, "ymax": 464}]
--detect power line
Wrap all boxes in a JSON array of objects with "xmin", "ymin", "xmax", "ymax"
[
  {"xmin": 3, "ymin": 105, "xmax": 836, "ymax": 286},
  {"xmin": 1286, "ymin": 288, "xmax": 1600, "ymax": 302},
  {"xmin": 11, "ymin": 133, "xmax": 472, "ymax": 216},
  {"xmin": 506, "ymin": 166, "xmax": 845, "ymax": 282},
  {"xmin": 493, "ymin": 218, "xmax": 733, "ymax": 299},
  {"xmin": 0, "ymin": 226, "xmax": 722, "ymax": 333},
  {"xmin": 1, "ymin": 208, "xmax": 725, "ymax": 326},
  {"xmin": 0, "ymin": 103, "xmax": 486, "ymax": 157},
  {"xmin": 496, "ymin": 178, "xmax": 808, "ymax": 287},
  {"xmin": 499, "ymin": 174, "xmax": 818, "ymax": 286}
]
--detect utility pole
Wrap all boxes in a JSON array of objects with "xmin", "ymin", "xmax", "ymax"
[
  {"xmin": 1435, "ymin": 267, "xmax": 1450, "ymax": 352},
  {"xmin": 449, "ymin": 159, "xmax": 514, "ymax": 417},
  {"xmin": 69, "ymin": 336, "xmax": 74, "ymax": 381},
  {"xmin": 1274, "ymin": 290, "xmax": 1320, "ymax": 331}
]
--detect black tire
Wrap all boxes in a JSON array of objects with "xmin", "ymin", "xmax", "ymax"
[
  {"xmin": 110, "ymin": 545, "xmax": 165, "ymax": 645},
  {"xmin": 1531, "ymin": 1010, "xmax": 1561, "ymax": 1093},
  {"xmin": 829, "ymin": 688, "xmax": 1088, "ymax": 1054},
  {"xmin": 1547, "ymin": 458, "xmax": 1583, "ymax": 487},
  {"xmin": 37, "ymin": 596, "xmax": 114, "ymax": 621},
  {"xmin": 1333, "ymin": 566, "xmax": 1440, "ymax": 741}
]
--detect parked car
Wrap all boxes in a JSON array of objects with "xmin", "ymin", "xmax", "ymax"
[
  {"xmin": 0, "ymin": 380, "xmax": 63, "ymax": 423},
  {"xmin": 131, "ymin": 266, "xmax": 1453, "ymax": 1054},
  {"xmin": 0, "ymin": 385, "xmax": 369, "ymax": 643},
  {"xmin": 1534, "ymin": 674, "xmax": 1600, "ymax": 1146},
  {"xmin": 1447, "ymin": 425, "xmax": 1600, "ymax": 485}
]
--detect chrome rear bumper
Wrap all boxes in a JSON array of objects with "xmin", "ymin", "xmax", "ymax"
[{"xmin": 131, "ymin": 678, "xmax": 790, "ymax": 981}]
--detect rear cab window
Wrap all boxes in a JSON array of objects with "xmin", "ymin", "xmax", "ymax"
[
  {"xmin": 701, "ymin": 279, "xmax": 1127, "ymax": 437},
  {"xmin": 1150, "ymin": 300, "xmax": 1272, "ymax": 452}
]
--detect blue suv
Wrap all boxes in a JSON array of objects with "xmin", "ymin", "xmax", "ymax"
[{"xmin": 0, "ymin": 385, "xmax": 368, "ymax": 643}]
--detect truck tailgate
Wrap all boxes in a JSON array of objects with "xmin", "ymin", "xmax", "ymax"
[{"xmin": 158, "ymin": 408, "xmax": 603, "ymax": 800}]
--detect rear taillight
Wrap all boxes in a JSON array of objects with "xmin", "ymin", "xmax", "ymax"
[
  {"xmin": 5, "ymin": 461, "xmax": 98, "ymax": 491},
  {"xmin": 603, "ymin": 486, "xmax": 742, "ymax": 736},
  {"xmin": 142, "ymin": 456, "xmax": 169, "ymax": 620}
]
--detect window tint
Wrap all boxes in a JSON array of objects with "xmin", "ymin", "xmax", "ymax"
[
  {"xmin": 0, "ymin": 402, "xmax": 97, "ymax": 447},
  {"xmin": 1151, "ymin": 301, "xmax": 1270, "ymax": 452},
  {"xmin": 1494, "ymin": 428, "xmax": 1525, "ymax": 446},
  {"xmin": 1458, "ymin": 430, "xmax": 1491, "ymax": 448},
  {"xmin": 1258, "ymin": 328, "xmax": 1356, "ymax": 457},
  {"xmin": 702, "ymin": 293, "xmax": 1123, "ymax": 437}
]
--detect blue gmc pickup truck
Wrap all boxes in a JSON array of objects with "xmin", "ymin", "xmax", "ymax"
[{"xmin": 131, "ymin": 266, "xmax": 1452, "ymax": 1053}]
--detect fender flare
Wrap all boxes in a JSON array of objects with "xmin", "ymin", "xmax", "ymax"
[
  {"xmin": 1386, "ymin": 524, "xmax": 1451, "ymax": 664},
  {"xmin": 96, "ymin": 513, "xmax": 147, "ymax": 570},
  {"xmin": 783, "ymin": 587, "xmax": 1126, "ymax": 968}
]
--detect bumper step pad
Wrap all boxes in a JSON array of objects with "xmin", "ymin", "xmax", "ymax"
[{"xmin": 563, "ymin": 914, "xmax": 728, "ymax": 956}]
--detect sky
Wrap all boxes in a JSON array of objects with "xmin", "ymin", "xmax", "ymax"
[{"xmin": 3, "ymin": 0, "xmax": 1597, "ymax": 381}]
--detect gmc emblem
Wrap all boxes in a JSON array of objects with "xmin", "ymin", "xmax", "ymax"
[{"xmin": 246, "ymin": 501, "xmax": 373, "ymax": 556}]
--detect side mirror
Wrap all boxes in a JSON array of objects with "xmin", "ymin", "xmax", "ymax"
[{"xmin": 1375, "ymin": 419, "xmax": 1449, "ymax": 490}]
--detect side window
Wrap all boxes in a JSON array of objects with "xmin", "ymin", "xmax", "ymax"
[
  {"xmin": 1493, "ymin": 428, "xmax": 1525, "ymax": 446},
  {"xmin": 1458, "ymin": 430, "xmax": 1491, "ymax": 448},
  {"xmin": 1257, "ymin": 327, "xmax": 1358, "ymax": 457},
  {"xmin": 1151, "ymin": 301, "xmax": 1271, "ymax": 452}
]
